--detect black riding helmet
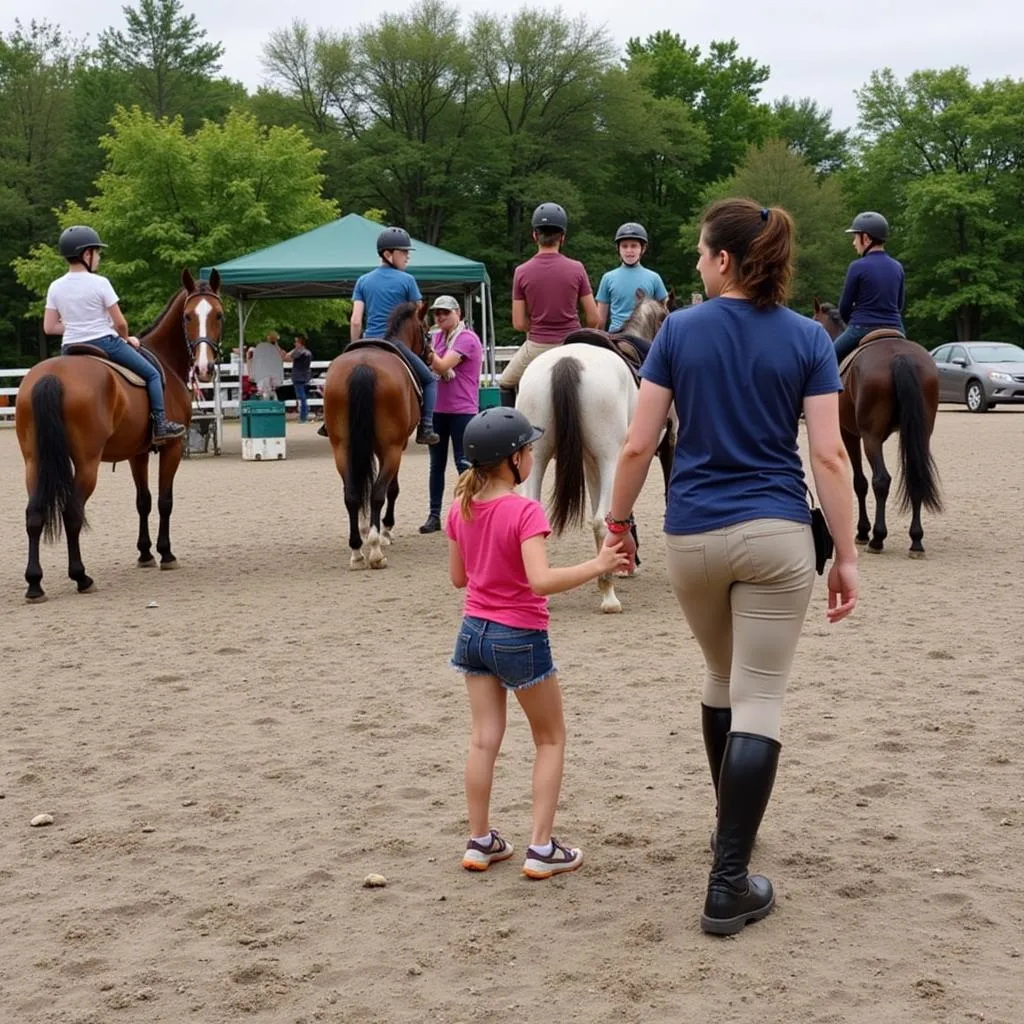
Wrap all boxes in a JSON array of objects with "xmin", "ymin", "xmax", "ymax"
[
  {"xmin": 845, "ymin": 211, "xmax": 889, "ymax": 243},
  {"xmin": 59, "ymin": 225, "xmax": 107, "ymax": 259},
  {"xmin": 464, "ymin": 408, "xmax": 544, "ymax": 467},
  {"xmin": 531, "ymin": 203, "xmax": 568, "ymax": 232},
  {"xmin": 376, "ymin": 226, "xmax": 413, "ymax": 254},
  {"xmin": 614, "ymin": 222, "xmax": 648, "ymax": 245}
]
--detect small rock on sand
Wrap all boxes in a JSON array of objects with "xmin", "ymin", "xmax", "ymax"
[
  {"xmin": 30, "ymin": 814, "xmax": 54, "ymax": 827},
  {"xmin": 362, "ymin": 874, "xmax": 387, "ymax": 888}
]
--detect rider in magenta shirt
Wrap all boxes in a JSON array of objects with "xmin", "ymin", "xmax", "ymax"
[{"xmin": 446, "ymin": 493, "xmax": 550, "ymax": 630}]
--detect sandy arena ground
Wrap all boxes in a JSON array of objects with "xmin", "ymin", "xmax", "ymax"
[{"xmin": 1, "ymin": 407, "xmax": 1022, "ymax": 1024}]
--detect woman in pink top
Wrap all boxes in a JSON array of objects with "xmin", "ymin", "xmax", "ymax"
[{"xmin": 447, "ymin": 408, "xmax": 628, "ymax": 879}]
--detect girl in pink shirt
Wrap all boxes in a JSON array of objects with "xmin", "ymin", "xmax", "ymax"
[{"xmin": 447, "ymin": 408, "xmax": 628, "ymax": 878}]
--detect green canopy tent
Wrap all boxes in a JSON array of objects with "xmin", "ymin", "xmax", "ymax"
[{"xmin": 201, "ymin": 214, "xmax": 496, "ymax": 439}]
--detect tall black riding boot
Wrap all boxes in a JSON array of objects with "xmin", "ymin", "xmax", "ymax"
[
  {"xmin": 498, "ymin": 387, "xmax": 517, "ymax": 408},
  {"xmin": 702, "ymin": 704, "xmax": 732, "ymax": 853},
  {"xmin": 701, "ymin": 731, "xmax": 780, "ymax": 936}
]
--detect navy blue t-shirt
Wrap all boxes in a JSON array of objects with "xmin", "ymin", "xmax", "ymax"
[
  {"xmin": 838, "ymin": 250, "xmax": 905, "ymax": 328},
  {"xmin": 641, "ymin": 298, "xmax": 842, "ymax": 535}
]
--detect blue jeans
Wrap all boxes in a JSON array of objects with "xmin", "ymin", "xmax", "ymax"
[
  {"xmin": 428, "ymin": 412, "xmax": 474, "ymax": 517},
  {"xmin": 80, "ymin": 335, "xmax": 165, "ymax": 414},
  {"xmin": 394, "ymin": 347, "xmax": 437, "ymax": 429},
  {"xmin": 293, "ymin": 381, "xmax": 308, "ymax": 422},
  {"xmin": 834, "ymin": 321, "xmax": 904, "ymax": 364},
  {"xmin": 450, "ymin": 615, "xmax": 556, "ymax": 691}
]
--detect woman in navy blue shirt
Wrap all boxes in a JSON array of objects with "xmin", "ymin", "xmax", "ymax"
[{"xmin": 604, "ymin": 198, "xmax": 858, "ymax": 935}]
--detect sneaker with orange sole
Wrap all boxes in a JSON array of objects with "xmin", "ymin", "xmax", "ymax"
[
  {"xmin": 522, "ymin": 837, "xmax": 583, "ymax": 879},
  {"xmin": 462, "ymin": 830, "xmax": 515, "ymax": 871}
]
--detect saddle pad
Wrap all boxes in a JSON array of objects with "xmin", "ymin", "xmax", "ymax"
[
  {"xmin": 80, "ymin": 354, "xmax": 147, "ymax": 387},
  {"xmin": 563, "ymin": 329, "xmax": 642, "ymax": 386},
  {"xmin": 346, "ymin": 339, "xmax": 423, "ymax": 399},
  {"xmin": 838, "ymin": 329, "xmax": 906, "ymax": 378}
]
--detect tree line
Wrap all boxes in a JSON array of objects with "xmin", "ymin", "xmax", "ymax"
[{"xmin": 2, "ymin": 0, "xmax": 1022, "ymax": 363}]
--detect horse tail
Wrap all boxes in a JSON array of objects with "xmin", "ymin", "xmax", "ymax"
[
  {"xmin": 549, "ymin": 356, "xmax": 586, "ymax": 534},
  {"xmin": 346, "ymin": 363, "xmax": 377, "ymax": 511},
  {"xmin": 892, "ymin": 355, "xmax": 942, "ymax": 514},
  {"xmin": 30, "ymin": 374, "xmax": 83, "ymax": 542}
]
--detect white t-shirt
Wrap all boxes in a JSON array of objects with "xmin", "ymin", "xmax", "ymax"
[{"xmin": 45, "ymin": 272, "xmax": 119, "ymax": 346}]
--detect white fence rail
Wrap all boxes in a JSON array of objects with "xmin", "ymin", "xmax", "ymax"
[{"xmin": 0, "ymin": 348, "xmax": 521, "ymax": 423}]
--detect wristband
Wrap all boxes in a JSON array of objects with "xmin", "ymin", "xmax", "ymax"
[{"xmin": 604, "ymin": 511, "xmax": 634, "ymax": 534}]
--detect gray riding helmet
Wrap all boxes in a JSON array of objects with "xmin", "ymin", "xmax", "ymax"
[
  {"xmin": 376, "ymin": 226, "xmax": 413, "ymax": 254},
  {"xmin": 614, "ymin": 222, "xmax": 648, "ymax": 244},
  {"xmin": 531, "ymin": 203, "xmax": 568, "ymax": 232},
  {"xmin": 59, "ymin": 225, "xmax": 107, "ymax": 258},
  {"xmin": 845, "ymin": 211, "xmax": 889, "ymax": 242},
  {"xmin": 464, "ymin": 408, "xmax": 544, "ymax": 467}
]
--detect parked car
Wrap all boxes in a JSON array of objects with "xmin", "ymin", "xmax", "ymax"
[{"xmin": 931, "ymin": 341, "xmax": 1024, "ymax": 412}]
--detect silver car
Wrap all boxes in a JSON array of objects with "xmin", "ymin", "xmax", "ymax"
[{"xmin": 931, "ymin": 341, "xmax": 1024, "ymax": 413}]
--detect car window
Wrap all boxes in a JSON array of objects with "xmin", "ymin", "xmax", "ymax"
[
  {"xmin": 949, "ymin": 346, "xmax": 968, "ymax": 363},
  {"xmin": 931, "ymin": 345, "xmax": 950, "ymax": 363},
  {"xmin": 966, "ymin": 343, "xmax": 1024, "ymax": 363}
]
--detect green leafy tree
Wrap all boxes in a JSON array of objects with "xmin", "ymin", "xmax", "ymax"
[
  {"xmin": 768, "ymin": 96, "xmax": 851, "ymax": 175},
  {"xmin": 14, "ymin": 107, "xmax": 340, "ymax": 342},
  {"xmin": 697, "ymin": 140, "xmax": 851, "ymax": 311},
  {"xmin": 625, "ymin": 33, "xmax": 772, "ymax": 188},
  {"xmin": 854, "ymin": 67, "xmax": 1024, "ymax": 341},
  {"xmin": 98, "ymin": 0, "xmax": 224, "ymax": 118}
]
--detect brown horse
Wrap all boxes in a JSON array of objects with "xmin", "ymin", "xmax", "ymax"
[
  {"xmin": 323, "ymin": 301, "xmax": 430, "ymax": 569},
  {"xmin": 812, "ymin": 298, "xmax": 942, "ymax": 556},
  {"xmin": 16, "ymin": 269, "xmax": 224, "ymax": 601}
]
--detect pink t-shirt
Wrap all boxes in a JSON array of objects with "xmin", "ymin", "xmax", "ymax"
[
  {"xmin": 432, "ymin": 325, "xmax": 483, "ymax": 415},
  {"xmin": 446, "ymin": 493, "xmax": 551, "ymax": 630},
  {"xmin": 512, "ymin": 251, "xmax": 592, "ymax": 343}
]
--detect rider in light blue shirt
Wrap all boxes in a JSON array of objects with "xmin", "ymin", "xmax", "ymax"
[
  {"xmin": 596, "ymin": 222, "xmax": 668, "ymax": 359},
  {"xmin": 350, "ymin": 226, "xmax": 439, "ymax": 445}
]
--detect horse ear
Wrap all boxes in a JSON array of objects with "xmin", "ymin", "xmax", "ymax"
[
  {"xmin": 418, "ymin": 299, "xmax": 429, "ymax": 320},
  {"xmin": 666, "ymin": 288, "xmax": 675, "ymax": 310},
  {"xmin": 181, "ymin": 268, "xmax": 196, "ymax": 292},
  {"xmin": 813, "ymin": 296, "xmax": 821, "ymax": 313},
  {"xmin": 209, "ymin": 269, "xmax": 221, "ymax": 293},
  {"xmin": 635, "ymin": 287, "xmax": 647, "ymax": 302}
]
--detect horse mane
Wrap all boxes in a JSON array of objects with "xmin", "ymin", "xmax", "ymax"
[
  {"xmin": 618, "ymin": 296, "xmax": 668, "ymax": 342},
  {"xmin": 139, "ymin": 289, "xmax": 185, "ymax": 339},
  {"xmin": 386, "ymin": 301, "xmax": 420, "ymax": 338}
]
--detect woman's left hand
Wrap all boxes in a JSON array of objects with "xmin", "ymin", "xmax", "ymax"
[
  {"xmin": 127, "ymin": 336, "xmax": 141, "ymax": 349},
  {"xmin": 602, "ymin": 525, "xmax": 636, "ymax": 573}
]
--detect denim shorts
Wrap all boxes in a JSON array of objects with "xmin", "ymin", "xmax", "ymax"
[{"xmin": 450, "ymin": 615, "xmax": 557, "ymax": 691}]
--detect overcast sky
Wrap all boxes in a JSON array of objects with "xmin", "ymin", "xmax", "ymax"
[{"xmin": 7, "ymin": 0, "xmax": 1024, "ymax": 129}]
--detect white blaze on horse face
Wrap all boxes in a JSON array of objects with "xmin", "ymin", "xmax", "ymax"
[{"xmin": 194, "ymin": 298, "xmax": 213, "ymax": 378}]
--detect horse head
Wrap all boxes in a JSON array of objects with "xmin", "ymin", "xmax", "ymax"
[
  {"xmin": 622, "ymin": 289, "xmax": 672, "ymax": 341},
  {"xmin": 181, "ymin": 268, "xmax": 224, "ymax": 383},
  {"xmin": 812, "ymin": 296, "xmax": 845, "ymax": 341},
  {"xmin": 387, "ymin": 300, "xmax": 430, "ymax": 359}
]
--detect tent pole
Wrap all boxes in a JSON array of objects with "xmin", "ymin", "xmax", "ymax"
[{"xmin": 486, "ymin": 282, "xmax": 497, "ymax": 384}]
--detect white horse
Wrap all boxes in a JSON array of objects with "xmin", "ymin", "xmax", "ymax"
[{"xmin": 516, "ymin": 295, "xmax": 674, "ymax": 613}]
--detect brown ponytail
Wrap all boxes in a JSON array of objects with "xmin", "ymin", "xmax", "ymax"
[
  {"xmin": 454, "ymin": 465, "xmax": 494, "ymax": 520},
  {"xmin": 700, "ymin": 198, "xmax": 795, "ymax": 309}
]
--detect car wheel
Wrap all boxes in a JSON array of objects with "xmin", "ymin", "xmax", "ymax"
[{"xmin": 966, "ymin": 379, "xmax": 989, "ymax": 413}]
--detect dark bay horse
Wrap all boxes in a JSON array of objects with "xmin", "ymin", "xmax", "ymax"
[
  {"xmin": 812, "ymin": 298, "xmax": 942, "ymax": 556},
  {"xmin": 322, "ymin": 301, "xmax": 430, "ymax": 569},
  {"xmin": 15, "ymin": 269, "xmax": 223, "ymax": 601}
]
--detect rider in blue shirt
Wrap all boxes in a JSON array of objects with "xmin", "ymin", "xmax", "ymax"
[
  {"xmin": 350, "ymin": 227, "xmax": 439, "ymax": 445},
  {"xmin": 833, "ymin": 212, "xmax": 906, "ymax": 364},
  {"xmin": 596, "ymin": 222, "xmax": 668, "ymax": 361}
]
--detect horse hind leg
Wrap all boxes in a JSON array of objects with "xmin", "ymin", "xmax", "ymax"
[
  {"xmin": 586, "ymin": 456, "xmax": 622, "ymax": 614},
  {"xmin": 381, "ymin": 473, "xmax": 399, "ymax": 545},
  {"xmin": 366, "ymin": 452, "xmax": 400, "ymax": 569},
  {"xmin": 24, "ymin": 467, "xmax": 46, "ymax": 603},
  {"xmin": 65, "ymin": 460, "xmax": 99, "ymax": 593},
  {"xmin": 844, "ymin": 428, "xmax": 871, "ymax": 544},
  {"xmin": 908, "ymin": 497, "xmax": 925, "ymax": 558},
  {"xmin": 862, "ymin": 435, "xmax": 891, "ymax": 553}
]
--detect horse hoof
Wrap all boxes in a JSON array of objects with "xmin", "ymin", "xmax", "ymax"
[
  {"xmin": 25, "ymin": 592, "xmax": 48, "ymax": 604},
  {"xmin": 601, "ymin": 599, "xmax": 623, "ymax": 614},
  {"xmin": 369, "ymin": 556, "xmax": 388, "ymax": 570},
  {"xmin": 78, "ymin": 581, "xmax": 96, "ymax": 594},
  {"xmin": 908, "ymin": 549, "xmax": 926, "ymax": 560},
  {"xmin": 349, "ymin": 553, "xmax": 366, "ymax": 570},
  {"xmin": 160, "ymin": 559, "xmax": 179, "ymax": 571},
  {"xmin": 866, "ymin": 545, "xmax": 884, "ymax": 555},
  {"xmin": 381, "ymin": 531, "xmax": 393, "ymax": 546},
  {"xmin": 138, "ymin": 558, "xmax": 156, "ymax": 568},
  {"xmin": 855, "ymin": 536, "xmax": 869, "ymax": 546}
]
